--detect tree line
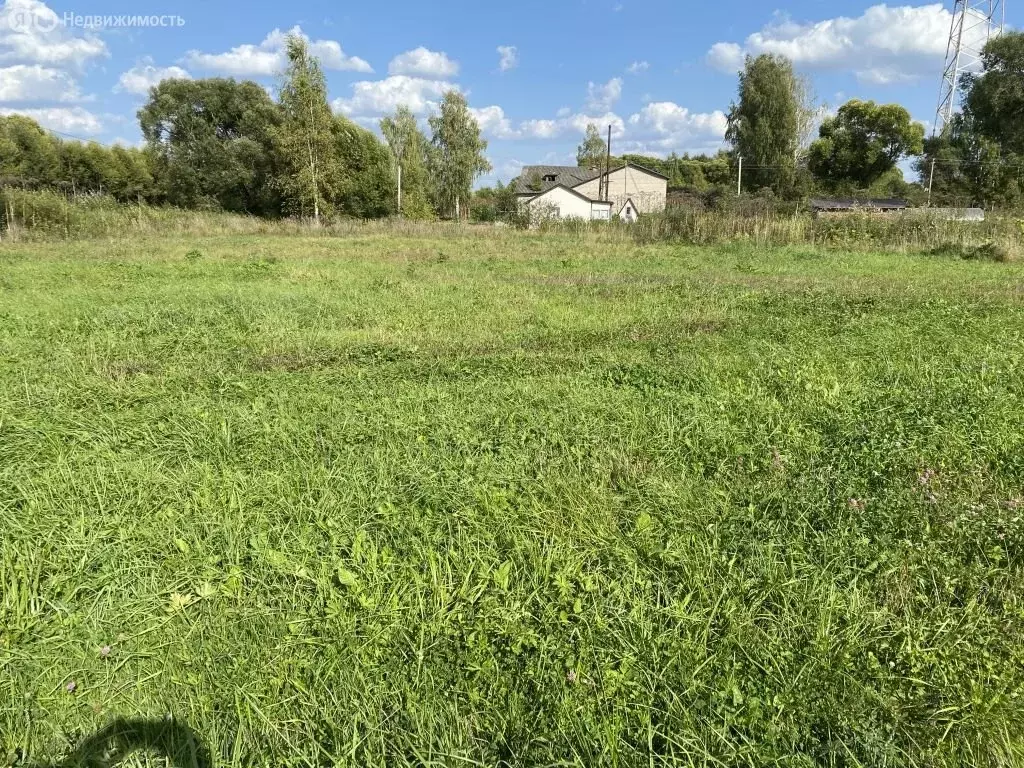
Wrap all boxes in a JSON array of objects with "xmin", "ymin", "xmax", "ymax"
[
  {"xmin": 0, "ymin": 35, "xmax": 491, "ymax": 222},
  {"xmin": 3, "ymin": 31, "xmax": 1024, "ymax": 217},
  {"xmin": 561, "ymin": 32, "xmax": 1024, "ymax": 210}
]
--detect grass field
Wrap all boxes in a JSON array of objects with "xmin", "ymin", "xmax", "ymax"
[{"xmin": 2, "ymin": 231, "xmax": 1024, "ymax": 767}]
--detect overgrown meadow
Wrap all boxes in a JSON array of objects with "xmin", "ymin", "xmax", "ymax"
[{"xmin": 2, "ymin": 231, "xmax": 1023, "ymax": 766}]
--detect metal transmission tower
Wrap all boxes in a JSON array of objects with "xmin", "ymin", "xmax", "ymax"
[{"xmin": 934, "ymin": 0, "xmax": 1005, "ymax": 135}]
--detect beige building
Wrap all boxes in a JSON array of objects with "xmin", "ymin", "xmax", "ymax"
[{"xmin": 514, "ymin": 163, "xmax": 667, "ymax": 220}]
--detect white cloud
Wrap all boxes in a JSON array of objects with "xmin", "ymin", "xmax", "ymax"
[
  {"xmin": 333, "ymin": 75, "xmax": 457, "ymax": 117},
  {"xmin": 470, "ymin": 105, "xmax": 518, "ymax": 138},
  {"xmin": 497, "ymin": 45, "xmax": 518, "ymax": 72},
  {"xmin": 115, "ymin": 60, "xmax": 191, "ymax": 95},
  {"xmin": 706, "ymin": 42, "xmax": 744, "ymax": 72},
  {"xmin": 586, "ymin": 77, "xmax": 623, "ymax": 112},
  {"xmin": 388, "ymin": 47, "xmax": 458, "ymax": 78},
  {"xmin": 0, "ymin": 0, "xmax": 107, "ymax": 69},
  {"xmin": 555, "ymin": 106, "xmax": 571, "ymax": 118},
  {"xmin": 707, "ymin": 4, "xmax": 960, "ymax": 84},
  {"xmin": 0, "ymin": 63, "xmax": 83, "ymax": 102},
  {"xmin": 184, "ymin": 26, "xmax": 371, "ymax": 77},
  {"xmin": 627, "ymin": 101, "xmax": 728, "ymax": 154},
  {"xmin": 520, "ymin": 111, "xmax": 626, "ymax": 140},
  {"xmin": 626, "ymin": 60, "xmax": 649, "ymax": 74},
  {"xmin": 0, "ymin": 105, "xmax": 102, "ymax": 134}
]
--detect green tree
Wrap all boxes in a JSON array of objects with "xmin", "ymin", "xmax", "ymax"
[
  {"xmin": 808, "ymin": 99, "xmax": 924, "ymax": 191},
  {"xmin": 576, "ymin": 123, "xmax": 607, "ymax": 169},
  {"xmin": 276, "ymin": 34, "xmax": 339, "ymax": 223},
  {"xmin": 428, "ymin": 91, "xmax": 491, "ymax": 220},
  {"xmin": 139, "ymin": 77, "xmax": 281, "ymax": 213},
  {"xmin": 916, "ymin": 115, "xmax": 1021, "ymax": 208},
  {"xmin": 725, "ymin": 54, "xmax": 801, "ymax": 193},
  {"xmin": 330, "ymin": 116, "xmax": 396, "ymax": 219},
  {"xmin": 0, "ymin": 115, "xmax": 60, "ymax": 187},
  {"xmin": 963, "ymin": 31, "xmax": 1024, "ymax": 155},
  {"xmin": 380, "ymin": 106, "xmax": 433, "ymax": 219}
]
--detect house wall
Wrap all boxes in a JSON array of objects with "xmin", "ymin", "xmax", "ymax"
[
  {"xmin": 574, "ymin": 166, "xmax": 667, "ymax": 214},
  {"xmin": 527, "ymin": 186, "xmax": 594, "ymax": 219}
]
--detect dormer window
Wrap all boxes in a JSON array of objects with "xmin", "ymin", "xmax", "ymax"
[{"xmin": 542, "ymin": 174, "xmax": 557, "ymax": 182}]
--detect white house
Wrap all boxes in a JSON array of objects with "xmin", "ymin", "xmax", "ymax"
[
  {"xmin": 514, "ymin": 162, "xmax": 667, "ymax": 221},
  {"xmin": 525, "ymin": 184, "xmax": 613, "ymax": 222}
]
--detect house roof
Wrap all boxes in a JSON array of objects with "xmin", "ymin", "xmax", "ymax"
[
  {"xmin": 513, "ymin": 166, "xmax": 603, "ymax": 195},
  {"xmin": 528, "ymin": 183, "xmax": 612, "ymax": 206},
  {"xmin": 513, "ymin": 162, "xmax": 669, "ymax": 195},
  {"xmin": 811, "ymin": 198, "xmax": 907, "ymax": 210}
]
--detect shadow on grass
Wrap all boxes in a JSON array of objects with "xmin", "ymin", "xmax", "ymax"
[{"xmin": 43, "ymin": 718, "xmax": 210, "ymax": 768}]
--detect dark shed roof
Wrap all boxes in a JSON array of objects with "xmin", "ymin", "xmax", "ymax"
[{"xmin": 811, "ymin": 198, "xmax": 908, "ymax": 211}]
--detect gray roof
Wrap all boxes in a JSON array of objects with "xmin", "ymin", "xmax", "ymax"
[
  {"xmin": 512, "ymin": 165, "xmax": 603, "ymax": 195},
  {"xmin": 513, "ymin": 162, "xmax": 670, "ymax": 197}
]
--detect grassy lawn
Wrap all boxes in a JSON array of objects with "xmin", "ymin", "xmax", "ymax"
[{"xmin": 2, "ymin": 231, "xmax": 1024, "ymax": 766}]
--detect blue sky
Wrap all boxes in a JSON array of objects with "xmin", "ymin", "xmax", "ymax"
[{"xmin": 0, "ymin": 0, "xmax": 1015, "ymax": 186}]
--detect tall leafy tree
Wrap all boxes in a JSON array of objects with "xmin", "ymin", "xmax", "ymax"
[
  {"xmin": 916, "ymin": 114, "xmax": 1021, "ymax": 208},
  {"xmin": 576, "ymin": 123, "xmax": 607, "ymax": 168},
  {"xmin": 915, "ymin": 32, "xmax": 1024, "ymax": 208},
  {"xmin": 725, "ymin": 54, "xmax": 801, "ymax": 193},
  {"xmin": 963, "ymin": 31, "xmax": 1024, "ymax": 155},
  {"xmin": 380, "ymin": 106, "xmax": 433, "ymax": 218},
  {"xmin": 428, "ymin": 91, "xmax": 491, "ymax": 220},
  {"xmin": 330, "ymin": 116, "xmax": 396, "ymax": 219},
  {"xmin": 276, "ymin": 34, "xmax": 339, "ymax": 223},
  {"xmin": 139, "ymin": 78, "xmax": 281, "ymax": 213},
  {"xmin": 0, "ymin": 115, "xmax": 60, "ymax": 187},
  {"xmin": 808, "ymin": 100, "xmax": 924, "ymax": 191}
]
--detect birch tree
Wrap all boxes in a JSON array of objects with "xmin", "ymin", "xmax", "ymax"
[
  {"xmin": 276, "ymin": 34, "xmax": 338, "ymax": 223},
  {"xmin": 428, "ymin": 91, "xmax": 491, "ymax": 220},
  {"xmin": 380, "ymin": 106, "xmax": 432, "ymax": 218}
]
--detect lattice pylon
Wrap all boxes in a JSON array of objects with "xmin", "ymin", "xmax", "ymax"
[{"xmin": 935, "ymin": 0, "xmax": 1005, "ymax": 135}]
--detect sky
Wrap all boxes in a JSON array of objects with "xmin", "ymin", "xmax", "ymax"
[{"xmin": 0, "ymin": 0, "xmax": 1016, "ymax": 186}]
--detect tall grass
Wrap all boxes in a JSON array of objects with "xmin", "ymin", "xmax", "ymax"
[
  {"xmin": 630, "ymin": 206, "xmax": 1024, "ymax": 255},
  {"xmin": 2, "ymin": 233, "xmax": 1024, "ymax": 766},
  {"xmin": 4, "ymin": 188, "xmax": 1024, "ymax": 259}
]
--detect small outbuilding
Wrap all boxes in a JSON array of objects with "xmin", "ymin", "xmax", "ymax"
[
  {"xmin": 617, "ymin": 198, "xmax": 639, "ymax": 223},
  {"xmin": 811, "ymin": 198, "xmax": 908, "ymax": 216}
]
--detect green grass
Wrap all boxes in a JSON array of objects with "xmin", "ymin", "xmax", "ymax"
[{"xmin": 2, "ymin": 231, "xmax": 1024, "ymax": 767}]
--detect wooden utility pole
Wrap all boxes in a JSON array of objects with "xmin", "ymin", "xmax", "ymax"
[
  {"xmin": 737, "ymin": 156, "xmax": 743, "ymax": 196},
  {"xmin": 603, "ymin": 124, "xmax": 612, "ymax": 201},
  {"xmin": 927, "ymin": 158, "xmax": 937, "ymax": 207}
]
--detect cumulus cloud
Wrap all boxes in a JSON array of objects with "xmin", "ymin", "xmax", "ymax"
[
  {"xmin": 585, "ymin": 77, "xmax": 623, "ymax": 112},
  {"xmin": 707, "ymin": 4, "xmax": 962, "ymax": 84},
  {"xmin": 184, "ymin": 26, "xmax": 371, "ymax": 76},
  {"xmin": 626, "ymin": 60, "xmax": 649, "ymax": 74},
  {"xmin": 627, "ymin": 102, "xmax": 728, "ymax": 154},
  {"xmin": 0, "ymin": 0, "xmax": 107, "ymax": 69},
  {"xmin": 0, "ymin": 105, "xmax": 102, "ymax": 133},
  {"xmin": 469, "ymin": 105, "xmax": 518, "ymax": 138},
  {"xmin": 388, "ymin": 47, "xmax": 458, "ymax": 78},
  {"xmin": 497, "ymin": 45, "xmax": 518, "ymax": 72},
  {"xmin": 0, "ymin": 63, "xmax": 84, "ymax": 102},
  {"xmin": 333, "ymin": 75, "xmax": 457, "ymax": 117},
  {"xmin": 115, "ymin": 60, "xmax": 191, "ymax": 95},
  {"xmin": 521, "ymin": 111, "xmax": 626, "ymax": 140}
]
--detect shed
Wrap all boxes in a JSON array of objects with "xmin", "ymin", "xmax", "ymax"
[{"xmin": 811, "ymin": 198, "xmax": 908, "ymax": 215}]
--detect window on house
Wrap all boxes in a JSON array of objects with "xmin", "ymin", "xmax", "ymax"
[{"xmin": 542, "ymin": 174, "xmax": 557, "ymax": 182}]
